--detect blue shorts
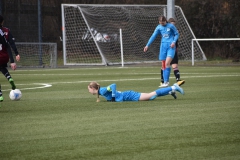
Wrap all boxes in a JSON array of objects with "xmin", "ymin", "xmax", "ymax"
[
  {"xmin": 159, "ymin": 42, "xmax": 176, "ymax": 61},
  {"xmin": 122, "ymin": 90, "xmax": 141, "ymax": 101}
]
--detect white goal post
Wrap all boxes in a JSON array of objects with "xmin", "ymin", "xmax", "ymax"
[
  {"xmin": 61, "ymin": 4, "xmax": 206, "ymax": 66},
  {"xmin": 191, "ymin": 38, "xmax": 240, "ymax": 66}
]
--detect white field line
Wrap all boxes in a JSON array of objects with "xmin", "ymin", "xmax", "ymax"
[
  {"xmin": 1, "ymin": 74, "xmax": 240, "ymax": 91},
  {"xmin": 2, "ymin": 83, "xmax": 52, "ymax": 91},
  {"xmin": 49, "ymin": 74, "xmax": 240, "ymax": 85},
  {"xmin": 8, "ymin": 73, "xmax": 240, "ymax": 76},
  {"xmin": 11, "ymin": 66, "xmax": 240, "ymax": 72}
]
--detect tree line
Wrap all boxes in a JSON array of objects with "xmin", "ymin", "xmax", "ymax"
[{"xmin": 2, "ymin": 0, "xmax": 240, "ymax": 60}]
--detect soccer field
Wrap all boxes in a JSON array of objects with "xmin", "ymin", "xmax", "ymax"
[{"xmin": 0, "ymin": 65, "xmax": 240, "ymax": 160}]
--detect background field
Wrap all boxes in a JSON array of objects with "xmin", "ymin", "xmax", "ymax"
[{"xmin": 0, "ymin": 65, "xmax": 240, "ymax": 160}]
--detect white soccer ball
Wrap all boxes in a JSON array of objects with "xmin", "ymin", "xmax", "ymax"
[{"xmin": 9, "ymin": 89, "xmax": 22, "ymax": 101}]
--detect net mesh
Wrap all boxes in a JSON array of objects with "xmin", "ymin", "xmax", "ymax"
[
  {"xmin": 12, "ymin": 43, "xmax": 57, "ymax": 68},
  {"xmin": 62, "ymin": 4, "xmax": 205, "ymax": 65}
]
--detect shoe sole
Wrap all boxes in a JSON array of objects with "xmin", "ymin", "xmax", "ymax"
[
  {"xmin": 159, "ymin": 82, "xmax": 169, "ymax": 88},
  {"xmin": 177, "ymin": 80, "xmax": 185, "ymax": 86}
]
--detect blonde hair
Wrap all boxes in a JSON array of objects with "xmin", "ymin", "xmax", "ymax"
[{"xmin": 88, "ymin": 81, "xmax": 100, "ymax": 102}]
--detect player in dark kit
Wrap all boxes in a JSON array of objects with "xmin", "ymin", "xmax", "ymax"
[{"xmin": 0, "ymin": 15, "xmax": 20, "ymax": 102}]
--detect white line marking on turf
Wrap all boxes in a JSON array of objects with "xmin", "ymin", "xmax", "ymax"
[
  {"xmin": 26, "ymin": 83, "xmax": 52, "ymax": 90},
  {"xmin": 49, "ymin": 74, "xmax": 240, "ymax": 85},
  {"xmin": 9, "ymin": 72, "xmax": 240, "ymax": 76},
  {"xmin": 2, "ymin": 83, "xmax": 52, "ymax": 91},
  {"xmin": 1, "ymin": 74, "xmax": 240, "ymax": 91}
]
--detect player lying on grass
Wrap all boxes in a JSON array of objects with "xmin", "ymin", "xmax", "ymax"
[{"xmin": 88, "ymin": 82, "xmax": 184, "ymax": 102}]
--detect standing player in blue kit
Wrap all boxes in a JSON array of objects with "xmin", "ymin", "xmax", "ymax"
[
  {"xmin": 144, "ymin": 16, "xmax": 179, "ymax": 87},
  {"xmin": 159, "ymin": 18, "xmax": 185, "ymax": 87}
]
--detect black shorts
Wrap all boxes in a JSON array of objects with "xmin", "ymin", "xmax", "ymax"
[
  {"xmin": 170, "ymin": 52, "xmax": 178, "ymax": 65},
  {"xmin": 0, "ymin": 63, "xmax": 8, "ymax": 68}
]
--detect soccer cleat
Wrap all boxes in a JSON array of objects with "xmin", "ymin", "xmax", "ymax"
[
  {"xmin": 0, "ymin": 96, "xmax": 3, "ymax": 102},
  {"xmin": 9, "ymin": 78, "xmax": 16, "ymax": 90},
  {"xmin": 169, "ymin": 91, "xmax": 177, "ymax": 99},
  {"xmin": 159, "ymin": 82, "xmax": 164, "ymax": 87},
  {"xmin": 177, "ymin": 80, "xmax": 185, "ymax": 86},
  {"xmin": 173, "ymin": 83, "xmax": 184, "ymax": 95},
  {"xmin": 159, "ymin": 82, "xmax": 169, "ymax": 88}
]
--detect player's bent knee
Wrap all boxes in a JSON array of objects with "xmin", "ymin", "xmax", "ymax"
[{"xmin": 172, "ymin": 66, "xmax": 178, "ymax": 70}]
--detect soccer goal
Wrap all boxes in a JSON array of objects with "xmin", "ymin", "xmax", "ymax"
[
  {"xmin": 61, "ymin": 4, "xmax": 206, "ymax": 66},
  {"xmin": 12, "ymin": 42, "xmax": 57, "ymax": 68}
]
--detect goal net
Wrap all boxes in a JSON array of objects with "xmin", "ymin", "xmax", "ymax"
[
  {"xmin": 61, "ymin": 4, "xmax": 206, "ymax": 66},
  {"xmin": 12, "ymin": 42, "xmax": 57, "ymax": 68}
]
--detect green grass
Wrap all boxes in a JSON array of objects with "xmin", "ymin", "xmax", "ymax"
[{"xmin": 0, "ymin": 65, "xmax": 240, "ymax": 160}]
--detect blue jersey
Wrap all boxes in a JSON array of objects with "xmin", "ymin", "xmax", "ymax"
[
  {"xmin": 98, "ymin": 83, "xmax": 141, "ymax": 102},
  {"xmin": 146, "ymin": 23, "xmax": 179, "ymax": 47}
]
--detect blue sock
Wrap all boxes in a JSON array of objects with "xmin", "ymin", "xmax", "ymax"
[
  {"xmin": 149, "ymin": 95, "xmax": 157, "ymax": 100},
  {"xmin": 155, "ymin": 87, "xmax": 172, "ymax": 96},
  {"xmin": 164, "ymin": 67, "xmax": 171, "ymax": 82}
]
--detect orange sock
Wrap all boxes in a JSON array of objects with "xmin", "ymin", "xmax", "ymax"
[{"xmin": 162, "ymin": 60, "xmax": 166, "ymax": 70}]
